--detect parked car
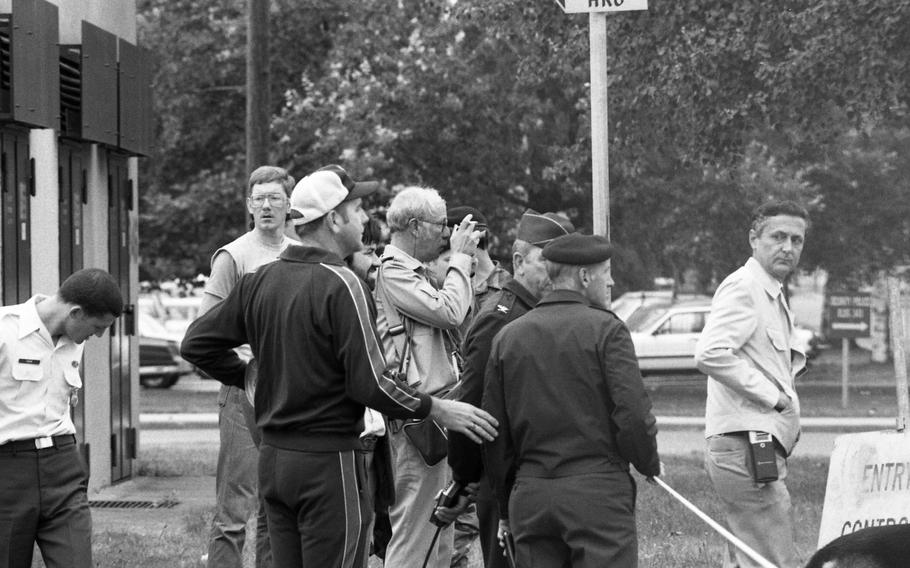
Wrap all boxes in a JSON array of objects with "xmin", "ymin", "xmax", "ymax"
[
  {"xmin": 625, "ymin": 299, "xmax": 819, "ymax": 375},
  {"xmin": 139, "ymin": 312, "xmax": 193, "ymax": 389},
  {"xmin": 612, "ymin": 290, "xmax": 711, "ymax": 325},
  {"xmin": 138, "ymin": 294, "xmax": 203, "ymax": 337}
]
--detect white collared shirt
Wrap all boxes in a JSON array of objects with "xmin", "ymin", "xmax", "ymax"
[
  {"xmin": 0, "ymin": 296, "xmax": 85, "ymax": 444},
  {"xmin": 361, "ymin": 408, "xmax": 387, "ymax": 438}
]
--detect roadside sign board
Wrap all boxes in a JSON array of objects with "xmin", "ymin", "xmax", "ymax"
[
  {"xmin": 827, "ymin": 292, "xmax": 872, "ymax": 339},
  {"xmin": 554, "ymin": 0, "xmax": 648, "ymax": 14},
  {"xmin": 817, "ymin": 431, "xmax": 910, "ymax": 548}
]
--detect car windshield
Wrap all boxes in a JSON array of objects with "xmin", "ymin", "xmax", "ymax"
[{"xmin": 627, "ymin": 306, "xmax": 670, "ymax": 332}]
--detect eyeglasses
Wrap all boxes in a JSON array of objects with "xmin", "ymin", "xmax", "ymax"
[
  {"xmin": 413, "ymin": 218, "xmax": 448, "ymax": 230},
  {"xmin": 249, "ymin": 193, "xmax": 287, "ymax": 208}
]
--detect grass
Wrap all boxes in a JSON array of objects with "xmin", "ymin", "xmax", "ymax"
[
  {"xmin": 111, "ymin": 349, "xmax": 904, "ymax": 567},
  {"xmin": 82, "ymin": 450, "xmax": 832, "ymax": 568},
  {"xmin": 646, "ymin": 348, "xmax": 909, "ymax": 418},
  {"xmin": 91, "ymin": 508, "xmax": 212, "ymax": 568},
  {"xmin": 140, "ymin": 384, "xmax": 218, "ymax": 414},
  {"xmin": 648, "ymin": 380, "xmax": 905, "ymax": 418},
  {"xmin": 635, "ymin": 455, "xmax": 830, "ymax": 566},
  {"xmin": 135, "ymin": 445, "xmax": 218, "ymax": 477}
]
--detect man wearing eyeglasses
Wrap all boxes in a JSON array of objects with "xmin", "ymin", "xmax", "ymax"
[
  {"xmin": 198, "ymin": 165, "xmax": 297, "ymax": 568},
  {"xmin": 376, "ymin": 187, "xmax": 482, "ymax": 568}
]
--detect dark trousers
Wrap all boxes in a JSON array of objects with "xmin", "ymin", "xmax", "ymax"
[
  {"xmin": 509, "ymin": 472, "xmax": 637, "ymax": 568},
  {"xmin": 0, "ymin": 438, "xmax": 92, "ymax": 568},
  {"xmin": 475, "ymin": 478, "xmax": 509, "ymax": 568},
  {"xmin": 259, "ymin": 445, "xmax": 372, "ymax": 568}
]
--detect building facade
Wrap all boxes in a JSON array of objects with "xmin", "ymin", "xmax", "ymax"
[{"xmin": 0, "ymin": 0, "xmax": 150, "ymax": 490}]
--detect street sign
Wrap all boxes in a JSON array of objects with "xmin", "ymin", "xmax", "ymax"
[
  {"xmin": 828, "ymin": 292, "xmax": 872, "ymax": 339},
  {"xmin": 554, "ymin": 0, "xmax": 648, "ymax": 14},
  {"xmin": 817, "ymin": 431, "xmax": 910, "ymax": 549},
  {"xmin": 555, "ymin": 0, "xmax": 647, "ymax": 301}
]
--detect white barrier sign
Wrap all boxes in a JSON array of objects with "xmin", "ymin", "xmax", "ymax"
[
  {"xmin": 817, "ymin": 430, "xmax": 910, "ymax": 548},
  {"xmin": 554, "ymin": 0, "xmax": 648, "ymax": 14}
]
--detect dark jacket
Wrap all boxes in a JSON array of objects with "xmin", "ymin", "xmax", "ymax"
[
  {"xmin": 448, "ymin": 279, "xmax": 537, "ymax": 484},
  {"xmin": 181, "ymin": 245, "xmax": 432, "ymax": 452},
  {"xmin": 482, "ymin": 289, "xmax": 661, "ymax": 518}
]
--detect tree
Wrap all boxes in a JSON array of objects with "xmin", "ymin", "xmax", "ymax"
[
  {"xmin": 801, "ymin": 128, "xmax": 910, "ymax": 285},
  {"xmin": 138, "ymin": 0, "xmax": 910, "ymax": 293},
  {"xmin": 137, "ymin": 0, "xmax": 344, "ymax": 278}
]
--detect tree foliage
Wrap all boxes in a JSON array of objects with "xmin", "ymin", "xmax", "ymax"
[{"xmin": 138, "ymin": 0, "xmax": 910, "ymax": 291}]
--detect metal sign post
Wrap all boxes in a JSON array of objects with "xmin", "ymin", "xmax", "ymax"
[
  {"xmin": 887, "ymin": 277, "xmax": 909, "ymax": 431},
  {"xmin": 826, "ymin": 292, "xmax": 872, "ymax": 409},
  {"xmin": 589, "ymin": 12, "xmax": 609, "ymax": 240},
  {"xmin": 553, "ymin": 0, "xmax": 647, "ymax": 304}
]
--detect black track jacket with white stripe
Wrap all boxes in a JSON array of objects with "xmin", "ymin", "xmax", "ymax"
[{"xmin": 181, "ymin": 245, "xmax": 432, "ymax": 452}]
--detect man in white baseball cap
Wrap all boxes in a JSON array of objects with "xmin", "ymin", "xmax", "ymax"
[
  {"xmin": 183, "ymin": 165, "xmax": 498, "ymax": 568},
  {"xmin": 289, "ymin": 164, "xmax": 380, "ymax": 225}
]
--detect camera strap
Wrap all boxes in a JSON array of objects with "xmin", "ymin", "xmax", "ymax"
[
  {"xmin": 421, "ymin": 526, "xmax": 443, "ymax": 568},
  {"xmin": 375, "ymin": 263, "xmax": 413, "ymax": 379}
]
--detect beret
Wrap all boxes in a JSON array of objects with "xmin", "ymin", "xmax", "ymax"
[
  {"xmin": 542, "ymin": 233, "xmax": 613, "ymax": 265},
  {"xmin": 446, "ymin": 206, "xmax": 487, "ymax": 227},
  {"xmin": 516, "ymin": 209, "xmax": 574, "ymax": 246}
]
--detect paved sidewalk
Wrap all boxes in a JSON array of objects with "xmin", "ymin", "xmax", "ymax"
[
  {"xmin": 90, "ymin": 475, "xmax": 214, "ymax": 536},
  {"xmin": 140, "ymin": 412, "xmax": 901, "ymax": 431}
]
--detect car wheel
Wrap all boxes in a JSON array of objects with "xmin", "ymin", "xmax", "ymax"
[{"xmin": 140, "ymin": 374, "xmax": 179, "ymax": 389}]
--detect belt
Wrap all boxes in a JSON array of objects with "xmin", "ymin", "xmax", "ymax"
[
  {"xmin": 0, "ymin": 434, "xmax": 76, "ymax": 453},
  {"xmin": 718, "ymin": 431, "xmax": 750, "ymax": 439},
  {"xmin": 719, "ymin": 431, "xmax": 785, "ymax": 453}
]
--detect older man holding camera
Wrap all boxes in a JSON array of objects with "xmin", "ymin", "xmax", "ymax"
[{"xmin": 375, "ymin": 186, "xmax": 484, "ymax": 568}]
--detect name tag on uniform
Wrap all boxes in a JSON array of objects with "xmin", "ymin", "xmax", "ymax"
[{"xmin": 18, "ymin": 358, "xmax": 40, "ymax": 365}]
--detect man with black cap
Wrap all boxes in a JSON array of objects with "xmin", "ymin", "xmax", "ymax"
[
  {"xmin": 182, "ymin": 166, "xmax": 498, "ymax": 568},
  {"xmin": 442, "ymin": 206, "xmax": 511, "ymax": 334},
  {"xmin": 443, "ymin": 210, "xmax": 574, "ymax": 568},
  {"xmin": 483, "ymin": 233, "xmax": 661, "ymax": 568}
]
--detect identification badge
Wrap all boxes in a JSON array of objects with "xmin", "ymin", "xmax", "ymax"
[{"xmin": 18, "ymin": 358, "xmax": 40, "ymax": 365}]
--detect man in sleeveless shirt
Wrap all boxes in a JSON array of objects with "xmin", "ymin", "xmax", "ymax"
[{"xmin": 199, "ymin": 166, "xmax": 297, "ymax": 568}]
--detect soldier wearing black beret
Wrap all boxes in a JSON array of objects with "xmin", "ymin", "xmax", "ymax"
[
  {"xmin": 483, "ymin": 232, "xmax": 661, "ymax": 568},
  {"xmin": 441, "ymin": 209, "xmax": 574, "ymax": 568}
]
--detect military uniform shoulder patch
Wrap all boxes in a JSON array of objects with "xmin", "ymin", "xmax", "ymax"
[{"xmin": 492, "ymin": 290, "xmax": 517, "ymax": 316}]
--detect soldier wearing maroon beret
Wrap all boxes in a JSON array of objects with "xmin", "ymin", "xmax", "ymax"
[{"xmin": 483, "ymin": 232, "xmax": 661, "ymax": 568}]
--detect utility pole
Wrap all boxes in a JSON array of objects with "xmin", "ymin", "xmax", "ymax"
[{"xmin": 245, "ymin": 0, "xmax": 270, "ymax": 223}]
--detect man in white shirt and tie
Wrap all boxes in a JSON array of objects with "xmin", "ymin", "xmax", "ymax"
[{"xmin": 696, "ymin": 200, "xmax": 810, "ymax": 568}]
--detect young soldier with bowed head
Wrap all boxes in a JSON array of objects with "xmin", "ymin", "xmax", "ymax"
[
  {"xmin": 0, "ymin": 268, "xmax": 123, "ymax": 568},
  {"xmin": 182, "ymin": 166, "xmax": 497, "ymax": 568}
]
